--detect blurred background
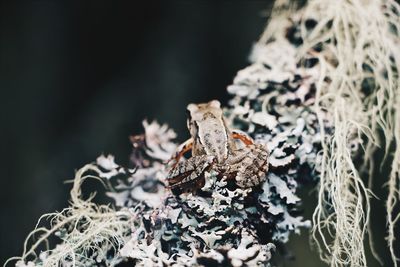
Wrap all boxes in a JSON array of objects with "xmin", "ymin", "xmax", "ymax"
[{"xmin": 0, "ymin": 1, "xmax": 395, "ymax": 266}]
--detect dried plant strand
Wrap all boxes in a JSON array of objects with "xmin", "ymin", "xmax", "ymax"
[
  {"xmin": 4, "ymin": 164, "xmax": 133, "ymax": 267},
  {"xmin": 6, "ymin": 1, "xmax": 400, "ymax": 266},
  {"xmin": 261, "ymin": 0, "xmax": 400, "ymax": 266},
  {"xmin": 282, "ymin": 0, "xmax": 400, "ymax": 266}
]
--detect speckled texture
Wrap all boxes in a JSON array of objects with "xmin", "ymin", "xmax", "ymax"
[
  {"xmin": 12, "ymin": 10, "xmax": 327, "ymax": 267},
  {"xmin": 104, "ymin": 17, "xmax": 325, "ymax": 264}
]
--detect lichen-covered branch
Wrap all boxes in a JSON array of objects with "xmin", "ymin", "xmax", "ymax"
[
  {"xmin": 260, "ymin": 0, "xmax": 400, "ymax": 266},
  {"xmin": 7, "ymin": 1, "xmax": 400, "ymax": 267}
]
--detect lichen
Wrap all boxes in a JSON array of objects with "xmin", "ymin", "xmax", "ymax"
[
  {"xmin": 7, "ymin": 7, "xmax": 321, "ymax": 267},
  {"xmin": 8, "ymin": 1, "xmax": 399, "ymax": 266},
  {"xmin": 264, "ymin": 0, "xmax": 400, "ymax": 266}
]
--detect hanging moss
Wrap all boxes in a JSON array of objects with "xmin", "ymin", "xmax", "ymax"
[{"xmin": 6, "ymin": 1, "xmax": 400, "ymax": 266}]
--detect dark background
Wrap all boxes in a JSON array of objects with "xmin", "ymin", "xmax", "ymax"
[{"xmin": 0, "ymin": 1, "xmax": 395, "ymax": 266}]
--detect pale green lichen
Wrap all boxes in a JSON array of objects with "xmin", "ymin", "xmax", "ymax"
[
  {"xmin": 8, "ymin": 1, "xmax": 399, "ymax": 266},
  {"xmin": 260, "ymin": 0, "xmax": 400, "ymax": 266},
  {"xmin": 6, "ymin": 164, "xmax": 133, "ymax": 267}
]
